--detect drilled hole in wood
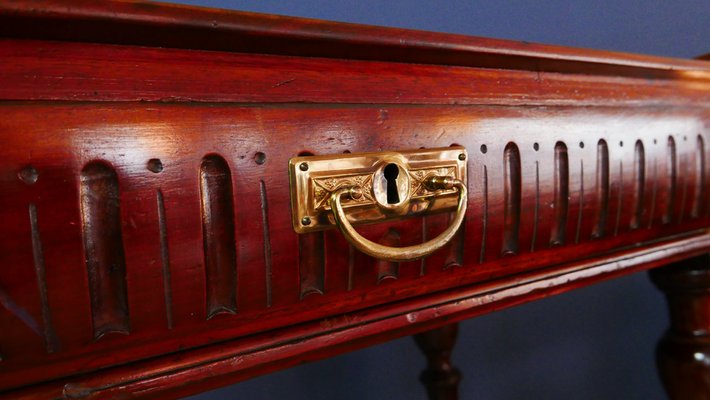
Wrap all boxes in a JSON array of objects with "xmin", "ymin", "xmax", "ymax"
[
  {"xmin": 480, "ymin": 144, "xmax": 488, "ymax": 154},
  {"xmin": 533, "ymin": 143, "xmax": 539, "ymax": 151},
  {"xmin": 579, "ymin": 141, "xmax": 584, "ymax": 149},
  {"xmin": 147, "ymin": 158, "xmax": 163, "ymax": 173},
  {"xmin": 18, "ymin": 165, "xmax": 39, "ymax": 184},
  {"xmin": 254, "ymin": 152, "xmax": 266, "ymax": 165}
]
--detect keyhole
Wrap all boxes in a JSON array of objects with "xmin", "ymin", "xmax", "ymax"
[{"xmin": 384, "ymin": 163, "xmax": 400, "ymax": 204}]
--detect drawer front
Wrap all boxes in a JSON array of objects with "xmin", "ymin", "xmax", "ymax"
[{"xmin": 1, "ymin": 101, "xmax": 709, "ymax": 389}]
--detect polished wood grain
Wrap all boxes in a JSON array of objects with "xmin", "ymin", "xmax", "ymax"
[
  {"xmin": 651, "ymin": 254, "xmax": 710, "ymax": 399},
  {"xmin": 414, "ymin": 323, "xmax": 462, "ymax": 400},
  {"xmin": 1, "ymin": 0, "xmax": 708, "ymax": 79},
  {"xmin": 0, "ymin": 1, "xmax": 708, "ymax": 398}
]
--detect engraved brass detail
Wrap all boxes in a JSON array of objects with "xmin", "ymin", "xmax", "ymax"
[{"xmin": 289, "ymin": 147, "xmax": 467, "ymax": 234}]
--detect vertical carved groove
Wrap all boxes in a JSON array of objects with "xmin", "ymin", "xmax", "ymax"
[
  {"xmin": 29, "ymin": 204, "xmax": 59, "ymax": 352},
  {"xmin": 575, "ymin": 160, "xmax": 584, "ymax": 244},
  {"xmin": 679, "ymin": 159, "xmax": 689, "ymax": 224},
  {"xmin": 347, "ymin": 244, "xmax": 355, "ymax": 290},
  {"xmin": 377, "ymin": 228, "xmax": 400, "ymax": 283},
  {"xmin": 592, "ymin": 140, "xmax": 609, "ymax": 238},
  {"xmin": 631, "ymin": 140, "xmax": 646, "ymax": 229},
  {"xmin": 420, "ymin": 217, "xmax": 427, "ymax": 276},
  {"xmin": 298, "ymin": 232, "xmax": 325, "ymax": 298},
  {"xmin": 259, "ymin": 180, "xmax": 273, "ymax": 307},
  {"xmin": 692, "ymin": 135, "xmax": 706, "ymax": 218},
  {"xmin": 444, "ymin": 212, "xmax": 464, "ymax": 268},
  {"xmin": 664, "ymin": 136, "xmax": 677, "ymax": 224},
  {"xmin": 0, "ymin": 284, "xmax": 41, "ymax": 335},
  {"xmin": 479, "ymin": 165, "xmax": 488, "ymax": 264},
  {"xmin": 200, "ymin": 155, "xmax": 237, "ymax": 318},
  {"xmin": 530, "ymin": 161, "xmax": 539, "ymax": 252},
  {"xmin": 550, "ymin": 142, "xmax": 569, "ymax": 246},
  {"xmin": 502, "ymin": 143, "xmax": 521, "ymax": 255},
  {"xmin": 614, "ymin": 161, "xmax": 623, "ymax": 236},
  {"xmin": 156, "ymin": 190, "xmax": 173, "ymax": 329},
  {"xmin": 80, "ymin": 161, "xmax": 130, "ymax": 339},
  {"xmin": 649, "ymin": 158, "xmax": 658, "ymax": 229}
]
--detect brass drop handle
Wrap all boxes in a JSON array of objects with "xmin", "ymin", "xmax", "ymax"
[{"xmin": 328, "ymin": 176, "xmax": 467, "ymax": 262}]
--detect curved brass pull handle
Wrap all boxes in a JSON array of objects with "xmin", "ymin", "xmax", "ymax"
[{"xmin": 328, "ymin": 177, "xmax": 467, "ymax": 262}]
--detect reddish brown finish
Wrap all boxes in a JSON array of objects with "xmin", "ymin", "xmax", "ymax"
[
  {"xmin": 79, "ymin": 161, "xmax": 131, "ymax": 339},
  {"xmin": 1, "ymin": 0, "xmax": 709, "ymax": 79},
  {"xmin": 199, "ymin": 154, "xmax": 238, "ymax": 318},
  {"xmin": 651, "ymin": 254, "xmax": 710, "ymax": 399},
  {"xmin": 414, "ymin": 323, "xmax": 462, "ymax": 400},
  {"xmin": 0, "ymin": 1, "xmax": 708, "ymax": 398}
]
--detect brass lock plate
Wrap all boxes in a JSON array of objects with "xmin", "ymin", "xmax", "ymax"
[{"xmin": 289, "ymin": 146, "xmax": 467, "ymax": 233}]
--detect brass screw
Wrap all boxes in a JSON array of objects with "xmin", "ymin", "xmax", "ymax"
[
  {"xmin": 301, "ymin": 216, "xmax": 311, "ymax": 225},
  {"xmin": 349, "ymin": 186, "xmax": 364, "ymax": 200},
  {"xmin": 458, "ymin": 153, "xmax": 466, "ymax": 161},
  {"xmin": 299, "ymin": 162, "xmax": 309, "ymax": 171},
  {"xmin": 18, "ymin": 165, "xmax": 39, "ymax": 185}
]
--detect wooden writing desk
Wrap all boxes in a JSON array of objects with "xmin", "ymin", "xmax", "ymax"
[{"xmin": 0, "ymin": 1, "xmax": 708, "ymax": 398}]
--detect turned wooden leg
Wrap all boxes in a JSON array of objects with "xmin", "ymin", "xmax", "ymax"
[
  {"xmin": 650, "ymin": 254, "xmax": 710, "ymax": 400},
  {"xmin": 414, "ymin": 323, "xmax": 462, "ymax": 400}
]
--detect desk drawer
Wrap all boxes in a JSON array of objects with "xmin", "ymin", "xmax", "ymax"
[{"xmin": 1, "ymin": 101, "xmax": 709, "ymax": 390}]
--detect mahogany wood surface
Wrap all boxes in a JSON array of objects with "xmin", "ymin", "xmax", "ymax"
[
  {"xmin": 414, "ymin": 323, "xmax": 462, "ymax": 400},
  {"xmin": 651, "ymin": 254, "xmax": 710, "ymax": 399},
  {"xmin": 0, "ymin": 1, "xmax": 708, "ymax": 398}
]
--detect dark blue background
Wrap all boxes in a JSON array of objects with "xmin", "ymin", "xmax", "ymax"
[{"xmin": 156, "ymin": 1, "xmax": 710, "ymax": 398}]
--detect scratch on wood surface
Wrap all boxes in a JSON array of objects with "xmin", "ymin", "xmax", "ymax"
[{"xmin": 272, "ymin": 78, "xmax": 296, "ymax": 88}]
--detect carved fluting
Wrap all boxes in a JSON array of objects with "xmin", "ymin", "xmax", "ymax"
[
  {"xmin": 692, "ymin": 135, "xmax": 706, "ymax": 218},
  {"xmin": 551, "ymin": 142, "xmax": 569, "ymax": 246},
  {"xmin": 502, "ymin": 142, "xmax": 521, "ymax": 255},
  {"xmin": 200, "ymin": 155, "xmax": 237, "ymax": 318},
  {"xmin": 29, "ymin": 204, "xmax": 59, "ymax": 352},
  {"xmin": 414, "ymin": 323, "xmax": 462, "ymax": 400},
  {"xmin": 650, "ymin": 255, "xmax": 710, "ymax": 399},
  {"xmin": 574, "ymin": 159, "xmax": 584, "ymax": 244},
  {"xmin": 613, "ymin": 159, "xmax": 624, "ymax": 236},
  {"xmin": 298, "ymin": 232, "xmax": 325, "ymax": 298},
  {"xmin": 664, "ymin": 136, "xmax": 677, "ymax": 224},
  {"xmin": 593, "ymin": 139, "xmax": 610, "ymax": 238},
  {"xmin": 347, "ymin": 243, "xmax": 356, "ymax": 289},
  {"xmin": 377, "ymin": 228, "xmax": 400, "ymax": 283},
  {"xmin": 530, "ymin": 160, "xmax": 540, "ymax": 251},
  {"xmin": 260, "ymin": 180, "xmax": 274, "ymax": 308},
  {"xmin": 156, "ymin": 189, "xmax": 173, "ymax": 329},
  {"xmin": 649, "ymin": 157, "xmax": 659, "ymax": 229},
  {"xmin": 631, "ymin": 140, "xmax": 646, "ymax": 229},
  {"xmin": 80, "ymin": 161, "xmax": 130, "ymax": 339},
  {"xmin": 444, "ymin": 211, "xmax": 465, "ymax": 268},
  {"xmin": 479, "ymin": 165, "xmax": 488, "ymax": 264}
]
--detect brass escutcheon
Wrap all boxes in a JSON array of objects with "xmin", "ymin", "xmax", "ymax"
[{"xmin": 289, "ymin": 147, "xmax": 468, "ymax": 261}]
